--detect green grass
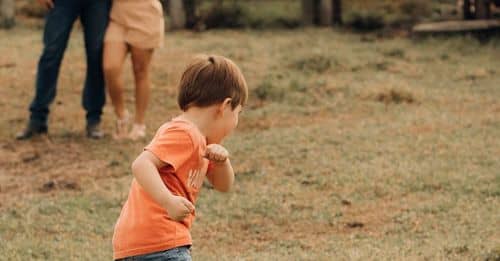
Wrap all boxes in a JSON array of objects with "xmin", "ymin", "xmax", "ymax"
[{"xmin": 0, "ymin": 26, "xmax": 499, "ymax": 260}]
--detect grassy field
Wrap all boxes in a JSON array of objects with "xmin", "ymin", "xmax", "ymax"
[{"xmin": 0, "ymin": 25, "xmax": 499, "ymax": 260}]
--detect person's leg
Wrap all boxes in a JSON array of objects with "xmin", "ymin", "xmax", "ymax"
[
  {"xmin": 18, "ymin": 2, "xmax": 79, "ymax": 140},
  {"xmin": 129, "ymin": 46, "xmax": 154, "ymax": 139},
  {"xmin": 80, "ymin": 0, "xmax": 111, "ymax": 138},
  {"xmin": 103, "ymin": 18, "xmax": 130, "ymax": 139},
  {"xmin": 103, "ymin": 40, "xmax": 128, "ymax": 120}
]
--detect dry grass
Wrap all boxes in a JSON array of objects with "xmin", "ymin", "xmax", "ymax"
[
  {"xmin": 0, "ymin": 26, "xmax": 499, "ymax": 260},
  {"xmin": 360, "ymin": 84, "xmax": 418, "ymax": 104}
]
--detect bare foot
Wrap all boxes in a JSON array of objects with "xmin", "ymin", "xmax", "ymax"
[{"xmin": 113, "ymin": 111, "xmax": 129, "ymax": 140}]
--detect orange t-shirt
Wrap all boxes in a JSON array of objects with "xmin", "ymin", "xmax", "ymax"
[{"xmin": 112, "ymin": 117, "xmax": 209, "ymax": 260}]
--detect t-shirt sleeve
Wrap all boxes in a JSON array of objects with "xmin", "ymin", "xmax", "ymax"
[{"xmin": 144, "ymin": 126, "xmax": 195, "ymax": 171}]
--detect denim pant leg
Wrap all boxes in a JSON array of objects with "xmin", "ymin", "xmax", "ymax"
[
  {"xmin": 29, "ymin": 2, "xmax": 79, "ymax": 127},
  {"xmin": 118, "ymin": 246, "xmax": 192, "ymax": 261},
  {"xmin": 80, "ymin": 0, "xmax": 111, "ymax": 126}
]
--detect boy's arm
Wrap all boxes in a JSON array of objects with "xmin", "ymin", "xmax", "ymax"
[
  {"xmin": 205, "ymin": 144, "xmax": 235, "ymax": 192},
  {"xmin": 132, "ymin": 151, "xmax": 195, "ymax": 221},
  {"xmin": 206, "ymin": 160, "xmax": 234, "ymax": 192}
]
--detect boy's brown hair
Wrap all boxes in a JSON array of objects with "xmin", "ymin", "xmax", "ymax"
[{"xmin": 177, "ymin": 55, "xmax": 248, "ymax": 111}]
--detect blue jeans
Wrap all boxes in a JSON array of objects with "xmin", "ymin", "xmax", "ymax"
[
  {"xmin": 29, "ymin": 0, "xmax": 111, "ymax": 127},
  {"xmin": 117, "ymin": 246, "xmax": 192, "ymax": 261}
]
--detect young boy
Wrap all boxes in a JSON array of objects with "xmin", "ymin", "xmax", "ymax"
[{"xmin": 112, "ymin": 55, "xmax": 248, "ymax": 260}]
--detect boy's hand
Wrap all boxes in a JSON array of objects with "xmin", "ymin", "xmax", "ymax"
[
  {"xmin": 204, "ymin": 144, "xmax": 229, "ymax": 163},
  {"xmin": 37, "ymin": 0, "xmax": 54, "ymax": 9},
  {"xmin": 165, "ymin": 195, "xmax": 195, "ymax": 222}
]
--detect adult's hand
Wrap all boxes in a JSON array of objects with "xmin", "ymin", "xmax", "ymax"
[{"xmin": 37, "ymin": 0, "xmax": 54, "ymax": 10}]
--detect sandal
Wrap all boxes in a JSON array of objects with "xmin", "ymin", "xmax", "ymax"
[{"xmin": 128, "ymin": 123, "xmax": 146, "ymax": 141}]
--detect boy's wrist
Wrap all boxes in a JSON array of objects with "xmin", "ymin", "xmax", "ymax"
[{"xmin": 162, "ymin": 193, "xmax": 175, "ymax": 209}]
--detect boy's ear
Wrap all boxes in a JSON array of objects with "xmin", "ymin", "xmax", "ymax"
[
  {"xmin": 219, "ymin": 98, "xmax": 233, "ymax": 114},
  {"xmin": 223, "ymin": 98, "xmax": 232, "ymax": 107}
]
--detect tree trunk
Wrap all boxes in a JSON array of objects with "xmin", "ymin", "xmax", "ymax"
[
  {"xmin": 213, "ymin": 0, "xmax": 223, "ymax": 9},
  {"xmin": 184, "ymin": 0, "xmax": 197, "ymax": 29},
  {"xmin": 169, "ymin": 0, "xmax": 186, "ymax": 30},
  {"xmin": 332, "ymin": 0, "xmax": 342, "ymax": 25},
  {"xmin": 318, "ymin": 0, "xmax": 332, "ymax": 26},
  {"xmin": 302, "ymin": 0, "xmax": 322, "ymax": 25},
  {"xmin": 0, "ymin": 0, "xmax": 15, "ymax": 29},
  {"xmin": 475, "ymin": 0, "xmax": 491, "ymax": 19},
  {"xmin": 463, "ymin": 0, "xmax": 474, "ymax": 20},
  {"xmin": 302, "ymin": 0, "xmax": 315, "ymax": 25}
]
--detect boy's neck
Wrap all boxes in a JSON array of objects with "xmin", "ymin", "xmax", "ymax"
[{"xmin": 178, "ymin": 106, "xmax": 217, "ymax": 141}]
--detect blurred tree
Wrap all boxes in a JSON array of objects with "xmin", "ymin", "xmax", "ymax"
[
  {"xmin": 319, "ymin": 0, "xmax": 332, "ymax": 26},
  {"xmin": 169, "ymin": 0, "xmax": 187, "ymax": 29},
  {"xmin": 0, "ymin": 0, "xmax": 15, "ymax": 29},
  {"xmin": 302, "ymin": 0, "xmax": 342, "ymax": 26},
  {"xmin": 474, "ymin": 0, "xmax": 491, "ymax": 19},
  {"xmin": 463, "ymin": 0, "xmax": 474, "ymax": 19},
  {"xmin": 162, "ymin": 0, "xmax": 201, "ymax": 30},
  {"xmin": 332, "ymin": 0, "xmax": 342, "ymax": 25},
  {"xmin": 184, "ymin": 0, "xmax": 197, "ymax": 29},
  {"xmin": 462, "ymin": 0, "xmax": 491, "ymax": 19},
  {"xmin": 302, "ymin": 0, "xmax": 317, "ymax": 25}
]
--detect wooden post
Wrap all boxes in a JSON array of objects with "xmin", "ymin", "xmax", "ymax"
[
  {"xmin": 475, "ymin": 0, "xmax": 491, "ymax": 19},
  {"xmin": 169, "ymin": 0, "xmax": 186, "ymax": 30},
  {"xmin": 318, "ymin": 0, "xmax": 332, "ymax": 26},
  {"xmin": 0, "ymin": 0, "xmax": 15, "ymax": 29},
  {"xmin": 332, "ymin": 0, "xmax": 342, "ymax": 25}
]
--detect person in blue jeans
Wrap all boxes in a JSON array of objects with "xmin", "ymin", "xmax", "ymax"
[{"xmin": 16, "ymin": 0, "xmax": 111, "ymax": 140}]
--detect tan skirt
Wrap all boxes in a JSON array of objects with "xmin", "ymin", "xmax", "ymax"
[{"xmin": 105, "ymin": 0, "xmax": 164, "ymax": 49}]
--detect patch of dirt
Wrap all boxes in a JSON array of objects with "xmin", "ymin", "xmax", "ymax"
[
  {"xmin": 0, "ymin": 139, "xmax": 108, "ymax": 209},
  {"xmin": 335, "ymin": 194, "xmax": 431, "ymax": 237},
  {"xmin": 360, "ymin": 85, "xmax": 418, "ymax": 105},
  {"xmin": 39, "ymin": 179, "xmax": 81, "ymax": 193}
]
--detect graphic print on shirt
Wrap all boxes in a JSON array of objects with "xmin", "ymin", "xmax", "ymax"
[{"xmin": 187, "ymin": 160, "xmax": 208, "ymax": 191}]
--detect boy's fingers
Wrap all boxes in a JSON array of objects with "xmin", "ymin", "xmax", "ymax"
[
  {"xmin": 204, "ymin": 149, "xmax": 228, "ymax": 163},
  {"xmin": 182, "ymin": 198, "xmax": 195, "ymax": 212},
  {"xmin": 218, "ymin": 153, "xmax": 227, "ymax": 161}
]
